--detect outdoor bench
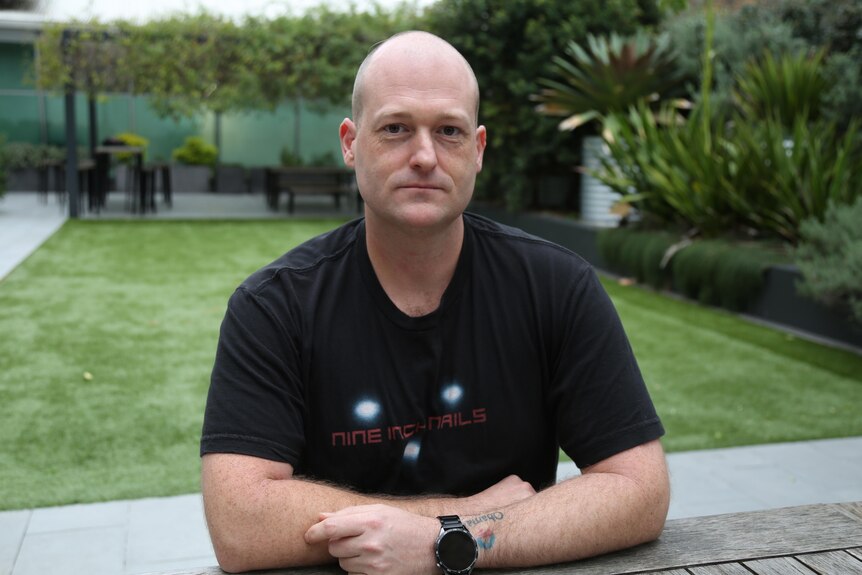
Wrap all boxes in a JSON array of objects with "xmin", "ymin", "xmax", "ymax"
[{"xmin": 265, "ymin": 166, "xmax": 356, "ymax": 213}]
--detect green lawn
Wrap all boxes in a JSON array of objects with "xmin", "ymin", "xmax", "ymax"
[{"xmin": 1, "ymin": 219, "xmax": 860, "ymax": 511}]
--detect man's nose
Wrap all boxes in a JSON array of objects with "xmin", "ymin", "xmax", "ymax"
[{"xmin": 409, "ymin": 130, "xmax": 438, "ymax": 171}]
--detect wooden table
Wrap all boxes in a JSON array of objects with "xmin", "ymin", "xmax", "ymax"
[{"xmin": 147, "ymin": 502, "xmax": 862, "ymax": 575}]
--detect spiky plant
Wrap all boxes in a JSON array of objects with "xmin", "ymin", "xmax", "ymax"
[{"xmin": 534, "ymin": 31, "xmax": 685, "ymax": 131}]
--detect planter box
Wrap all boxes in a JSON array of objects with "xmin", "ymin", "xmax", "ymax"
[
  {"xmin": 471, "ymin": 204, "xmax": 861, "ymax": 350},
  {"xmin": 215, "ymin": 165, "xmax": 247, "ymax": 194},
  {"xmin": 171, "ymin": 165, "xmax": 211, "ymax": 193},
  {"xmin": 6, "ymin": 168, "xmax": 40, "ymax": 192},
  {"xmin": 749, "ymin": 265, "xmax": 861, "ymax": 347},
  {"xmin": 246, "ymin": 167, "xmax": 266, "ymax": 195}
]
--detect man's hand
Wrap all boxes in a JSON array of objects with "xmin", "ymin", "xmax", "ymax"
[
  {"xmin": 463, "ymin": 474, "xmax": 536, "ymax": 513},
  {"xmin": 305, "ymin": 504, "xmax": 440, "ymax": 575}
]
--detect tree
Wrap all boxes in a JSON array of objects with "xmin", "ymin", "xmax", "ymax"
[
  {"xmin": 32, "ymin": 7, "xmax": 419, "ymax": 161},
  {"xmin": 425, "ymin": 0, "xmax": 664, "ymax": 209}
]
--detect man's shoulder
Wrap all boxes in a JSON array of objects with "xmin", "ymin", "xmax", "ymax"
[{"xmin": 240, "ymin": 218, "xmax": 362, "ymax": 294}]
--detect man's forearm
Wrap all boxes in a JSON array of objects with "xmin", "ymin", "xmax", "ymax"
[
  {"xmin": 466, "ymin": 441, "xmax": 669, "ymax": 568},
  {"xmin": 205, "ymin": 474, "xmax": 468, "ymax": 572},
  {"xmin": 202, "ymin": 454, "xmax": 533, "ymax": 573}
]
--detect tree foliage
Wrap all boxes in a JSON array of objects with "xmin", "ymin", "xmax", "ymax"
[
  {"xmin": 33, "ymin": 6, "xmax": 419, "ymax": 119},
  {"xmin": 424, "ymin": 0, "xmax": 663, "ymax": 209},
  {"xmin": 662, "ymin": 0, "xmax": 862, "ymax": 128}
]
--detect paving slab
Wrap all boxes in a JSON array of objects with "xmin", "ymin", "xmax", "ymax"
[
  {"xmin": 125, "ymin": 496, "xmax": 216, "ymax": 574},
  {"xmin": 27, "ymin": 500, "xmax": 128, "ymax": 534},
  {"xmin": 11, "ymin": 526, "xmax": 125, "ymax": 575},
  {"xmin": 0, "ymin": 511, "xmax": 29, "ymax": 575},
  {"xmin": 0, "ymin": 193, "xmax": 67, "ymax": 281}
]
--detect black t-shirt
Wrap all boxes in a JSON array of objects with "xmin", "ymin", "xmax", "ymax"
[{"xmin": 201, "ymin": 213, "xmax": 663, "ymax": 495}]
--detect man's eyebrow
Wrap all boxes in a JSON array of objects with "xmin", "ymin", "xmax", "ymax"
[{"xmin": 372, "ymin": 108, "xmax": 473, "ymax": 124}]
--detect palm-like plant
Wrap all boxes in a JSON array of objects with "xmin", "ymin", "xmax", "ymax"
[
  {"xmin": 534, "ymin": 31, "xmax": 685, "ymax": 131},
  {"xmin": 734, "ymin": 49, "xmax": 829, "ymax": 128}
]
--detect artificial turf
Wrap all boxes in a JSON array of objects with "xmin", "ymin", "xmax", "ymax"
[{"xmin": 0, "ymin": 219, "xmax": 860, "ymax": 510}]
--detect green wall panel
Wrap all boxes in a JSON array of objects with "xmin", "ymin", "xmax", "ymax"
[
  {"xmin": 0, "ymin": 94, "xmax": 42, "ymax": 142},
  {"xmin": 0, "ymin": 40, "xmax": 349, "ymax": 167},
  {"xmin": 203, "ymin": 100, "xmax": 349, "ymax": 167},
  {"xmin": 0, "ymin": 43, "xmax": 33, "ymax": 90}
]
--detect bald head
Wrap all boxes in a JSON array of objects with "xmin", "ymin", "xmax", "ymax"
[{"xmin": 351, "ymin": 31, "xmax": 480, "ymax": 126}]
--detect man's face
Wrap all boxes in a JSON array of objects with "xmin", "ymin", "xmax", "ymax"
[{"xmin": 339, "ymin": 41, "xmax": 486, "ymax": 233}]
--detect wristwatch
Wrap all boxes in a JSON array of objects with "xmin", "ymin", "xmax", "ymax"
[{"xmin": 435, "ymin": 515, "xmax": 478, "ymax": 575}]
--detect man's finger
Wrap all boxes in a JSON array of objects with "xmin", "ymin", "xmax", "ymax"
[
  {"xmin": 325, "ymin": 504, "xmax": 382, "ymax": 517},
  {"xmin": 304, "ymin": 514, "xmax": 366, "ymax": 544}
]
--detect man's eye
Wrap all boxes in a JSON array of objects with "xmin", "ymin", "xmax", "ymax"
[
  {"xmin": 384, "ymin": 124, "xmax": 404, "ymax": 134},
  {"xmin": 441, "ymin": 126, "xmax": 461, "ymax": 137}
]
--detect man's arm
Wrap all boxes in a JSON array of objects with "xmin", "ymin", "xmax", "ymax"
[
  {"xmin": 201, "ymin": 453, "xmax": 536, "ymax": 573},
  {"xmin": 304, "ymin": 439, "xmax": 669, "ymax": 574},
  {"xmin": 468, "ymin": 439, "xmax": 669, "ymax": 567}
]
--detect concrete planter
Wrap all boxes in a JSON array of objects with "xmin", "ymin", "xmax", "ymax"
[
  {"xmin": 6, "ymin": 168, "xmax": 40, "ymax": 192},
  {"xmin": 246, "ymin": 167, "xmax": 266, "ymax": 195},
  {"xmin": 171, "ymin": 165, "xmax": 211, "ymax": 193},
  {"xmin": 214, "ymin": 165, "xmax": 247, "ymax": 194}
]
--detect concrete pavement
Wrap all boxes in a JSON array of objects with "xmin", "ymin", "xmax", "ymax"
[{"xmin": 0, "ymin": 192, "xmax": 67, "ymax": 281}]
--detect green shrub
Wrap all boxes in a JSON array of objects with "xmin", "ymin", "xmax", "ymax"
[
  {"xmin": 795, "ymin": 197, "xmax": 862, "ymax": 326},
  {"xmin": 734, "ymin": 49, "xmax": 828, "ymax": 127},
  {"xmin": 114, "ymin": 132, "xmax": 149, "ymax": 164},
  {"xmin": 598, "ymin": 227, "xmax": 678, "ymax": 289},
  {"xmin": 599, "ymin": 227, "xmax": 786, "ymax": 312},
  {"xmin": 662, "ymin": 7, "xmax": 806, "ymax": 114},
  {"xmin": 672, "ymin": 240, "xmax": 723, "ymax": 304},
  {"xmin": 777, "ymin": 0, "xmax": 862, "ymax": 55},
  {"xmin": 279, "ymin": 146, "xmax": 303, "ymax": 167},
  {"xmin": 671, "ymin": 239, "xmax": 778, "ymax": 311},
  {"xmin": 172, "ymin": 136, "xmax": 217, "ymax": 167},
  {"xmin": 595, "ymin": 65, "xmax": 861, "ymax": 243},
  {"xmin": 821, "ymin": 48, "xmax": 862, "ymax": 129},
  {"xmin": 728, "ymin": 116, "xmax": 861, "ymax": 243},
  {"xmin": 597, "ymin": 101, "xmax": 739, "ymax": 235},
  {"xmin": 0, "ymin": 142, "xmax": 65, "ymax": 170},
  {"xmin": 534, "ymin": 30, "xmax": 685, "ymax": 131},
  {"xmin": 308, "ymin": 151, "xmax": 339, "ymax": 167},
  {"xmin": 665, "ymin": 0, "xmax": 862, "ymax": 130}
]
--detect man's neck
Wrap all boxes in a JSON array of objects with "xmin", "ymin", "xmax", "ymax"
[{"xmin": 365, "ymin": 215, "xmax": 465, "ymax": 318}]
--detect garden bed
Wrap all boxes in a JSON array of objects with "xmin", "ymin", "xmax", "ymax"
[{"xmin": 472, "ymin": 204, "xmax": 861, "ymax": 350}]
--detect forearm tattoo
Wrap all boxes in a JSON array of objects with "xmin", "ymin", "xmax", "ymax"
[{"xmin": 466, "ymin": 512, "xmax": 505, "ymax": 551}]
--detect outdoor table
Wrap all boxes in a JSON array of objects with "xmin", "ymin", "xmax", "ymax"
[
  {"xmin": 93, "ymin": 145, "xmax": 147, "ymax": 214},
  {"xmin": 145, "ymin": 501, "xmax": 862, "ymax": 575}
]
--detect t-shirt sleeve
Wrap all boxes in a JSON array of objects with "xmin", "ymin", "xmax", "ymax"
[
  {"xmin": 549, "ymin": 266, "xmax": 664, "ymax": 468},
  {"xmin": 200, "ymin": 285, "xmax": 306, "ymax": 466}
]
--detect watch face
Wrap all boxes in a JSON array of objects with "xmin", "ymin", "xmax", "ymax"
[{"xmin": 437, "ymin": 529, "xmax": 477, "ymax": 572}]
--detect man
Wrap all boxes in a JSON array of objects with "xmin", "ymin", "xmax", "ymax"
[{"xmin": 201, "ymin": 31, "xmax": 669, "ymax": 575}]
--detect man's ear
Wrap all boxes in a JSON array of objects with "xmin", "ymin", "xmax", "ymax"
[
  {"xmin": 340, "ymin": 118, "xmax": 357, "ymax": 167},
  {"xmin": 475, "ymin": 125, "xmax": 487, "ymax": 173}
]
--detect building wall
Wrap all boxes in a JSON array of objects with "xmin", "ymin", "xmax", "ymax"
[{"xmin": 0, "ymin": 41, "xmax": 349, "ymax": 167}]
